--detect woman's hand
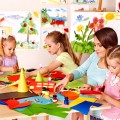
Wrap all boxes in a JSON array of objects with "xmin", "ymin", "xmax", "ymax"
[
  {"xmin": 80, "ymin": 84, "xmax": 93, "ymax": 90},
  {"xmin": 54, "ymin": 74, "xmax": 73, "ymax": 93}
]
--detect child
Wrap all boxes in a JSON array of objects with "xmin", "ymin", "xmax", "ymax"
[
  {"xmin": 95, "ymin": 45, "xmax": 120, "ymax": 120},
  {"xmin": 0, "ymin": 35, "xmax": 19, "ymax": 74},
  {"xmin": 25, "ymin": 31, "xmax": 79, "ymax": 78},
  {"xmin": 75, "ymin": 45, "xmax": 120, "ymax": 120}
]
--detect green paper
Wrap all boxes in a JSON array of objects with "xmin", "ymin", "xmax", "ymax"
[{"xmin": 15, "ymin": 103, "xmax": 71, "ymax": 118}]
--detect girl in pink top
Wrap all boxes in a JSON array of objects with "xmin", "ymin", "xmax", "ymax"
[
  {"xmin": 97, "ymin": 45, "xmax": 120, "ymax": 120},
  {"xmin": 0, "ymin": 36, "xmax": 19, "ymax": 74}
]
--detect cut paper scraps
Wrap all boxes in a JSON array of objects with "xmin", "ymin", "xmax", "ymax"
[
  {"xmin": 71, "ymin": 101, "xmax": 102, "ymax": 115},
  {"xmin": 69, "ymin": 97, "xmax": 97, "ymax": 107},
  {"xmin": 18, "ymin": 96, "xmax": 52, "ymax": 105},
  {"xmin": 61, "ymin": 91, "xmax": 79, "ymax": 100},
  {"xmin": 6, "ymin": 99, "xmax": 31, "ymax": 109},
  {"xmin": 15, "ymin": 103, "xmax": 71, "ymax": 118},
  {"xmin": 80, "ymin": 90, "xmax": 101, "ymax": 94}
]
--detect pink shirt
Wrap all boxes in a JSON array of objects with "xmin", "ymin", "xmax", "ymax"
[{"xmin": 102, "ymin": 71, "xmax": 120, "ymax": 119}]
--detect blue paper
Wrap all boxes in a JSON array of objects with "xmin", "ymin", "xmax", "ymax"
[
  {"xmin": 0, "ymin": 100, "xmax": 7, "ymax": 105},
  {"xmin": 71, "ymin": 101, "xmax": 102, "ymax": 115}
]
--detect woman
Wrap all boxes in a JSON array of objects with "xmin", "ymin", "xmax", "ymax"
[{"xmin": 54, "ymin": 27, "xmax": 118, "ymax": 120}]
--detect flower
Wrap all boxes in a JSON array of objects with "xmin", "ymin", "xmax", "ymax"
[
  {"xmin": 71, "ymin": 21, "xmax": 94, "ymax": 54},
  {"xmin": 89, "ymin": 17, "xmax": 105, "ymax": 32}
]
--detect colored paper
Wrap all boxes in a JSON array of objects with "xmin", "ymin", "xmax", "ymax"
[
  {"xmin": 15, "ymin": 103, "xmax": 71, "ymax": 118},
  {"xmin": 69, "ymin": 97, "xmax": 97, "ymax": 107},
  {"xmin": 6, "ymin": 99, "xmax": 31, "ymax": 109},
  {"xmin": 80, "ymin": 90, "xmax": 101, "ymax": 94},
  {"xmin": 0, "ymin": 100, "xmax": 7, "ymax": 105},
  {"xmin": 18, "ymin": 96, "xmax": 52, "ymax": 105},
  {"xmin": 71, "ymin": 101, "xmax": 102, "ymax": 115},
  {"xmin": 61, "ymin": 91, "xmax": 79, "ymax": 100}
]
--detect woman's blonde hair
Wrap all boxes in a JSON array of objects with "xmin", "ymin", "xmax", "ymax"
[
  {"xmin": 0, "ymin": 35, "xmax": 16, "ymax": 57},
  {"xmin": 46, "ymin": 31, "xmax": 79, "ymax": 66}
]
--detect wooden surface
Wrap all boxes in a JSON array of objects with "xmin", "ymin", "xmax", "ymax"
[{"xmin": 0, "ymin": 81, "xmax": 111, "ymax": 120}]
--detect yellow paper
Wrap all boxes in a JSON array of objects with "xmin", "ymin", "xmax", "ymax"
[{"xmin": 69, "ymin": 97, "xmax": 97, "ymax": 107}]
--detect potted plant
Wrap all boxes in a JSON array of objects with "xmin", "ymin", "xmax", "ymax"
[{"xmin": 71, "ymin": 21, "xmax": 94, "ymax": 62}]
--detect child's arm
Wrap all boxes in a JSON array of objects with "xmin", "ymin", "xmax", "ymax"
[
  {"xmin": 0, "ymin": 66, "xmax": 17, "ymax": 73},
  {"xmin": 25, "ymin": 60, "xmax": 62, "ymax": 78},
  {"xmin": 96, "ymin": 92, "xmax": 120, "ymax": 108}
]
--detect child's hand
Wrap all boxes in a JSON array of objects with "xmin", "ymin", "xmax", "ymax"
[
  {"xmin": 11, "ymin": 65, "xmax": 18, "ymax": 73},
  {"xmin": 80, "ymin": 84, "xmax": 93, "ymax": 90},
  {"xmin": 25, "ymin": 72, "xmax": 31, "ymax": 78},
  {"xmin": 95, "ymin": 92, "xmax": 107, "ymax": 100}
]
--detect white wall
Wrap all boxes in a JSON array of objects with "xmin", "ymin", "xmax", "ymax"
[
  {"xmin": 15, "ymin": 49, "xmax": 56, "ymax": 69},
  {"xmin": 0, "ymin": 0, "xmax": 115, "ymax": 69}
]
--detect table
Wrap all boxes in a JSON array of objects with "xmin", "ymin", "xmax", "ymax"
[{"xmin": 0, "ymin": 74, "xmax": 111, "ymax": 120}]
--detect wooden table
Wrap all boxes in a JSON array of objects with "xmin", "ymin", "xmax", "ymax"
[{"xmin": 0, "ymin": 75, "xmax": 111, "ymax": 120}]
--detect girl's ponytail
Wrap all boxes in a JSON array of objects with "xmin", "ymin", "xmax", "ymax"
[{"xmin": 64, "ymin": 33, "xmax": 79, "ymax": 66}]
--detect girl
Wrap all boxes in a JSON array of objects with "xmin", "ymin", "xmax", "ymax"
[
  {"xmin": 25, "ymin": 31, "xmax": 79, "ymax": 77},
  {"xmin": 0, "ymin": 35, "xmax": 19, "ymax": 74},
  {"xmin": 96, "ymin": 45, "xmax": 120, "ymax": 120},
  {"xmin": 54, "ymin": 27, "xmax": 118, "ymax": 120}
]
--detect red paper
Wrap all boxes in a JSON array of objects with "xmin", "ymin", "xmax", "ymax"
[
  {"xmin": 80, "ymin": 90, "xmax": 101, "ymax": 95},
  {"xmin": 6, "ymin": 99, "xmax": 31, "ymax": 109}
]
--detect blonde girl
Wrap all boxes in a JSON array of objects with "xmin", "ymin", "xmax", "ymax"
[
  {"xmin": 96, "ymin": 45, "xmax": 120, "ymax": 120},
  {"xmin": 25, "ymin": 31, "xmax": 79, "ymax": 78},
  {"xmin": 0, "ymin": 35, "xmax": 19, "ymax": 73}
]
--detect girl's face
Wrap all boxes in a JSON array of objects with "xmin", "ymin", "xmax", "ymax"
[
  {"xmin": 45, "ymin": 38, "xmax": 60, "ymax": 55},
  {"xmin": 94, "ymin": 36, "xmax": 106, "ymax": 59},
  {"xmin": 3, "ymin": 41, "xmax": 16, "ymax": 58},
  {"xmin": 107, "ymin": 57, "xmax": 120, "ymax": 76}
]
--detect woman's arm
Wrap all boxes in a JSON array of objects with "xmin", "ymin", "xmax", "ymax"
[
  {"xmin": 72, "ymin": 52, "xmax": 97, "ymax": 80},
  {"xmin": 54, "ymin": 73, "xmax": 74, "ymax": 93}
]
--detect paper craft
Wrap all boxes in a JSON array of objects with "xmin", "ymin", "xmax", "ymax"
[
  {"xmin": 6, "ymin": 99, "xmax": 31, "ymax": 109},
  {"xmin": 69, "ymin": 97, "xmax": 97, "ymax": 107},
  {"xmin": 61, "ymin": 91, "xmax": 79, "ymax": 100},
  {"xmin": 18, "ymin": 96, "xmax": 52, "ymax": 105},
  {"xmin": 43, "ymin": 70, "xmax": 66, "ymax": 80},
  {"xmin": 0, "ymin": 91, "xmax": 37, "ymax": 100},
  {"xmin": 15, "ymin": 103, "xmax": 71, "ymax": 118},
  {"xmin": 71, "ymin": 101, "xmax": 102, "ymax": 115},
  {"xmin": 0, "ymin": 100, "xmax": 7, "ymax": 105},
  {"xmin": 80, "ymin": 90, "xmax": 101, "ymax": 94}
]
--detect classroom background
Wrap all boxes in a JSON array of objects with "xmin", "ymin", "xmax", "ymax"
[{"xmin": 0, "ymin": 0, "xmax": 119, "ymax": 70}]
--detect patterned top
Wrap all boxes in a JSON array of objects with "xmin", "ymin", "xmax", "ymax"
[
  {"xmin": 0, "ymin": 55, "xmax": 18, "ymax": 74},
  {"xmin": 102, "ymin": 71, "xmax": 120, "ymax": 119}
]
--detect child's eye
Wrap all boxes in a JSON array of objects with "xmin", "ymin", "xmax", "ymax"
[{"xmin": 113, "ymin": 66, "xmax": 116, "ymax": 69}]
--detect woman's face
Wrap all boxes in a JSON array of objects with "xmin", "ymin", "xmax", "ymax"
[
  {"xmin": 94, "ymin": 36, "xmax": 106, "ymax": 58},
  {"xmin": 45, "ymin": 38, "xmax": 60, "ymax": 55}
]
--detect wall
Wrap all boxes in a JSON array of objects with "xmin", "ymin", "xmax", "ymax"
[{"xmin": 0, "ymin": 0, "xmax": 115, "ymax": 69}]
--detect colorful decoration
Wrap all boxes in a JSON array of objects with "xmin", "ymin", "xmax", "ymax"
[
  {"xmin": 116, "ymin": 0, "xmax": 120, "ymax": 12},
  {"xmin": 18, "ymin": 12, "xmax": 38, "ymax": 43},
  {"xmin": 17, "ymin": 68, "xmax": 29, "ymax": 92},
  {"xmin": 35, "ymin": 72, "xmax": 43, "ymax": 82}
]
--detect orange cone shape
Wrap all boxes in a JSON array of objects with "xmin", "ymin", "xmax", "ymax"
[
  {"xmin": 17, "ymin": 68, "xmax": 29, "ymax": 92},
  {"xmin": 35, "ymin": 71, "xmax": 43, "ymax": 82}
]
